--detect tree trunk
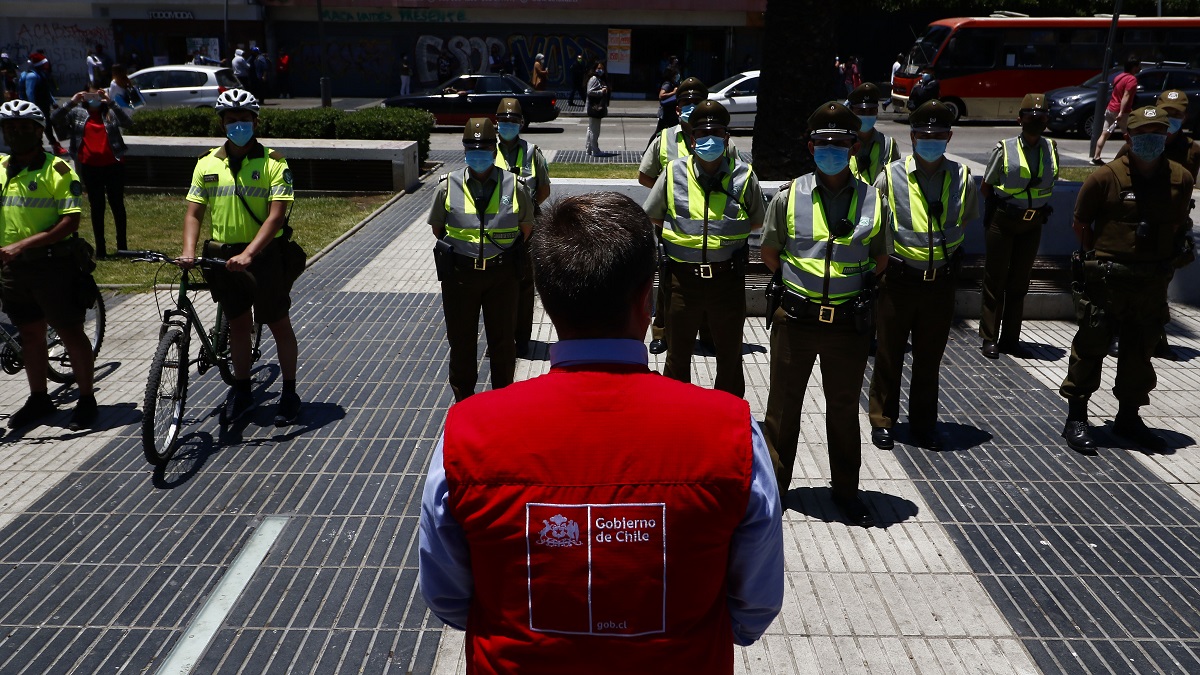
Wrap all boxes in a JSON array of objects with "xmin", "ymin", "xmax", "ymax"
[{"xmin": 753, "ymin": 0, "xmax": 840, "ymax": 180}]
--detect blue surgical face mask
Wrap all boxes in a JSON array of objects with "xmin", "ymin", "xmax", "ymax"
[
  {"xmin": 1167, "ymin": 117, "xmax": 1183, "ymax": 135},
  {"xmin": 914, "ymin": 138, "xmax": 948, "ymax": 162},
  {"xmin": 693, "ymin": 135, "xmax": 725, "ymax": 162},
  {"xmin": 497, "ymin": 122, "xmax": 521, "ymax": 142},
  {"xmin": 813, "ymin": 145, "xmax": 851, "ymax": 175},
  {"xmin": 857, "ymin": 115, "xmax": 877, "ymax": 132},
  {"xmin": 1130, "ymin": 133, "xmax": 1167, "ymax": 161},
  {"xmin": 465, "ymin": 149, "xmax": 496, "ymax": 174},
  {"xmin": 679, "ymin": 104, "xmax": 696, "ymax": 123},
  {"xmin": 595, "ymin": 68, "xmax": 604, "ymax": 76},
  {"xmin": 225, "ymin": 121, "xmax": 255, "ymax": 147}
]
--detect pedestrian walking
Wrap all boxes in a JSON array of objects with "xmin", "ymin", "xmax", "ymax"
[
  {"xmin": 531, "ymin": 53, "xmax": 548, "ymax": 91},
  {"xmin": 642, "ymin": 100, "xmax": 765, "ymax": 397},
  {"xmin": 231, "ymin": 49, "xmax": 251, "ymax": 88},
  {"xmin": 252, "ymin": 47, "xmax": 270, "ymax": 101},
  {"xmin": 107, "ymin": 65, "xmax": 139, "ymax": 109},
  {"xmin": 585, "ymin": 62, "xmax": 609, "ymax": 156},
  {"xmin": 1092, "ymin": 56, "xmax": 1141, "ymax": 164},
  {"xmin": 868, "ymin": 100, "xmax": 980, "ymax": 452},
  {"xmin": 22, "ymin": 53, "xmax": 64, "ymax": 155},
  {"xmin": 276, "ymin": 48, "xmax": 291, "ymax": 99},
  {"xmin": 51, "ymin": 87, "xmax": 133, "ymax": 258},
  {"xmin": 429, "ymin": 118, "xmax": 534, "ymax": 401},
  {"xmin": 419, "ymin": 190, "xmax": 783, "ymax": 674},
  {"xmin": 760, "ymin": 101, "xmax": 889, "ymax": 525},
  {"xmin": 398, "ymin": 55, "xmax": 411, "ymax": 96},
  {"xmin": 568, "ymin": 53, "xmax": 586, "ymax": 106},
  {"xmin": 885, "ymin": 53, "xmax": 903, "ymax": 111},
  {"xmin": 979, "ymin": 93, "xmax": 1059, "ymax": 359},
  {"xmin": 1060, "ymin": 105, "xmax": 1194, "ymax": 454},
  {"xmin": 655, "ymin": 66, "xmax": 681, "ymax": 136}
]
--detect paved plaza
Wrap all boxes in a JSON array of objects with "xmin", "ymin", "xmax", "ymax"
[{"xmin": 2, "ymin": 162, "xmax": 1200, "ymax": 673}]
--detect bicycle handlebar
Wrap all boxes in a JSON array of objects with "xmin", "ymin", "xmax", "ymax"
[{"xmin": 115, "ymin": 250, "xmax": 229, "ymax": 268}]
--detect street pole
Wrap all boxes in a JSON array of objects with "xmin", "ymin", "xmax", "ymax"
[
  {"xmin": 223, "ymin": 0, "xmax": 230, "ymax": 62},
  {"xmin": 1089, "ymin": 0, "xmax": 1123, "ymax": 159},
  {"xmin": 316, "ymin": 0, "xmax": 331, "ymax": 107}
]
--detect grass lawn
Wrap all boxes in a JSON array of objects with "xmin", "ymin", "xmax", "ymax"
[
  {"xmin": 548, "ymin": 163, "xmax": 639, "ymax": 179},
  {"xmin": 84, "ymin": 193, "xmax": 393, "ymax": 289},
  {"xmin": 1059, "ymin": 166, "xmax": 1099, "ymax": 183}
]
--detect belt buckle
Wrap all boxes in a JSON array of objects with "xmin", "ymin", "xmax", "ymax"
[
  {"xmin": 1023, "ymin": 208, "xmax": 1037, "ymax": 221},
  {"xmin": 923, "ymin": 267, "xmax": 937, "ymax": 281},
  {"xmin": 474, "ymin": 256, "xmax": 487, "ymax": 271},
  {"xmin": 698, "ymin": 263, "xmax": 713, "ymax": 279},
  {"xmin": 818, "ymin": 305, "xmax": 835, "ymax": 323}
]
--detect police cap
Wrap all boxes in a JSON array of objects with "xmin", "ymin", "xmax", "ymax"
[
  {"xmin": 495, "ymin": 97, "xmax": 523, "ymax": 120},
  {"xmin": 462, "ymin": 117, "xmax": 497, "ymax": 148},
  {"xmin": 678, "ymin": 77, "xmax": 708, "ymax": 104},
  {"xmin": 1157, "ymin": 89, "xmax": 1188, "ymax": 113},
  {"xmin": 847, "ymin": 83, "xmax": 881, "ymax": 109},
  {"xmin": 1019, "ymin": 93, "xmax": 1048, "ymax": 113},
  {"xmin": 910, "ymin": 100, "xmax": 954, "ymax": 132},
  {"xmin": 688, "ymin": 99, "xmax": 730, "ymax": 133},
  {"xmin": 1126, "ymin": 105, "xmax": 1169, "ymax": 131},
  {"xmin": 807, "ymin": 101, "xmax": 860, "ymax": 140}
]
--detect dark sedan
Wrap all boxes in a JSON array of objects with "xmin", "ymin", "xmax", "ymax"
[
  {"xmin": 1048, "ymin": 67, "xmax": 1200, "ymax": 137},
  {"xmin": 382, "ymin": 74, "xmax": 559, "ymax": 127}
]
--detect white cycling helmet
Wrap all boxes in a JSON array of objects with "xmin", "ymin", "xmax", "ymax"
[
  {"xmin": 0, "ymin": 100, "xmax": 46, "ymax": 127},
  {"xmin": 215, "ymin": 88, "xmax": 260, "ymax": 115}
]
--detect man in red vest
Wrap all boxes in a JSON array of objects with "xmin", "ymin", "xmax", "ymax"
[{"xmin": 419, "ymin": 191, "xmax": 783, "ymax": 674}]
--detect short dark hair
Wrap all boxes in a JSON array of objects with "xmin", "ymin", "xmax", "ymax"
[
  {"xmin": 1124, "ymin": 55, "xmax": 1141, "ymax": 73},
  {"xmin": 532, "ymin": 192, "xmax": 656, "ymax": 336}
]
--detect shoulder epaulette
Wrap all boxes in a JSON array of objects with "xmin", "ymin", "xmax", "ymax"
[
  {"xmin": 438, "ymin": 173, "xmax": 450, "ymax": 183},
  {"xmin": 268, "ymin": 150, "xmax": 285, "ymax": 160},
  {"xmin": 0, "ymin": 156, "xmax": 8, "ymax": 168},
  {"xmin": 53, "ymin": 160, "xmax": 71, "ymax": 176}
]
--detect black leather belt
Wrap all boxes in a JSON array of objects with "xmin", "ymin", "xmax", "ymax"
[
  {"xmin": 454, "ymin": 250, "xmax": 514, "ymax": 270},
  {"xmin": 13, "ymin": 239, "xmax": 76, "ymax": 263},
  {"xmin": 998, "ymin": 202, "xmax": 1049, "ymax": 221},
  {"xmin": 780, "ymin": 292, "xmax": 856, "ymax": 324},
  {"xmin": 887, "ymin": 257, "xmax": 953, "ymax": 282},
  {"xmin": 669, "ymin": 258, "xmax": 738, "ymax": 278}
]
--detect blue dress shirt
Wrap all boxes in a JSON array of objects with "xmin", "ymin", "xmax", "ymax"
[{"xmin": 418, "ymin": 338, "xmax": 784, "ymax": 644}]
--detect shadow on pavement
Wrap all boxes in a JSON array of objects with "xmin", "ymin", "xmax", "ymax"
[
  {"xmin": 785, "ymin": 485, "xmax": 919, "ymax": 529},
  {"xmin": 1022, "ymin": 343, "xmax": 1068, "ymax": 362},
  {"xmin": 1094, "ymin": 421, "xmax": 1195, "ymax": 456},
  {"xmin": 893, "ymin": 420, "xmax": 993, "ymax": 453},
  {"xmin": 153, "ymin": 431, "xmax": 218, "ymax": 489}
]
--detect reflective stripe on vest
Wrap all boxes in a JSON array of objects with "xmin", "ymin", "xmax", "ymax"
[
  {"xmin": 850, "ymin": 132, "xmax": 894, "ymax": 184},
  {"xmin": 495, "ymin": 139, "xmax": 541, "ymax": 192},
  {"xmin": 658, "ymin": 126, "xmax": 689, "ymax": 169},
  {"xmin": 887, "ymin": 157, "xmax": 967, "ymax": 267},
  {"xmin": 996, "ymin": 137, "xmax": 1057, "ymax": 208},
  {"xmin": 444, "ymin": 169, "xmax": 521, "ymax": 259},
  {"xmin": 0, "ymin": 153, "xmax": 82, "ymax": 248},
  {"xmin": 780, "ymin": 174, "xmax": 882, "ymax": 303},
  {"xmin": 662, "ymin": 155, "xmax": 752, "ymax": 263}
]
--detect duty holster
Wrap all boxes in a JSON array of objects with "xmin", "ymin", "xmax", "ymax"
[
  {"xmin": 764, "ymin": 268, "xmax": 784, "ymax": 330},
  {"xmin": 851, "ymin": 273, "xmax": 877, "ymax": 336},
  {"xmin": 433, "ymin": 237, "xmax": 455, "ymax": 281},
  {"xmin": 1070, "ymin": 250, "xmax": 1105, "ymax": 329}
]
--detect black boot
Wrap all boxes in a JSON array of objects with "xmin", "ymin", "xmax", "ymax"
[
  {"xmin": 1113, "ymin": 405, "xmax": 1167, "ymax": 451},
  {"xmin": 1108, "ymin": 335, "xmax": 1119, "ymax": 358},
  {"xmin": 1153, "ymin": 333, "xmax": 1176, "ymax": 360},
  {"xmin": 1062, "ymin": 398, "xmax": 1096, "ymax": 455}
]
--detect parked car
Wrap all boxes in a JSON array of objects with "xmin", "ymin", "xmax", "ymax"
[
  {"xmin": 1047, "ymin": 66, "xmax": 1200, "ymax": 137},
  {"xmin": 128, "ymin": 65, "xmax": 242, "ymax": 109},
  {"xmin": 382, "ymin": 74, "xmax": 559, "ymax": 127},
  {"xmin": 707, "ymin": 70, "xmax": 759, "ymax": 130}
]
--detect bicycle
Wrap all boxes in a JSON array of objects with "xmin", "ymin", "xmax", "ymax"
[
  {"xmin": 0, "ymin": 287, "xmax": 106, "ymax": 384},
  {"xmin": 118, "ymin": 250, "xmax": 264, "ymax": 466}
]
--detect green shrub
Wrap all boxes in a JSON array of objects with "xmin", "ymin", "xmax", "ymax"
[
  {"xmin": 335, "ymin": 107, "xmax": 435, "ymax": 162},
  {"xmin": 262, "ymin": 107, "xmax": 341, "ymax": 140},
  {"xmin": 129, "ymin": 107, "xmax": 221, "ymax": 137}
]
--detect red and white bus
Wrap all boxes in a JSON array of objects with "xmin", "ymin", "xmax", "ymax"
[{"xmin": 891, "ymin": 15, "xmax": 1200, "ymax": 120}]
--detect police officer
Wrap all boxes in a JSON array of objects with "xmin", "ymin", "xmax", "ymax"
[
  {"xmin": 847, "ymin": 83, "xmax": 900, "ymax": 184},
  {"xmin": 1060, "ymin": 106, "xmax": 1194, "ymax": 454},
  {"xmin": 761, "ymin": 102, "xmax": 889, "ymax": 526},
  {"xmin": 643, "ymin": 100, "xmax": 763, "ymax": 397},
  {"xmin": 638, "ymin": 77, "xmax": 729, "ymax": 355},
  {"xmin": 0, "ymin": 100, "xmax": 96, "ymax": 430},
  {"xmin": 868, "ymin": 100, "xmax": 980, "ymax": 451},
  {"xmin": 183, "ymin": 89, "xmax": 303, "ymax": 426},
  {"xmin": 1114, "ymin": 90, "xmax": 1199, "ymax": 360},
  {"xmin": 979, "ymin": 93, "xmax": 1059, "ymax": 359},
  {"xmin": 493, "ymin": 97, "xmax": 550, "ymax": 358},
  {"xmin": 430, "ymin": 118, "xmax": 534, "ymax": 402}
]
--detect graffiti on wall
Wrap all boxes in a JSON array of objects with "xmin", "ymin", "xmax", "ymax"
[
  {"xmin": 415, "ymin": 33, "xmax": 605, "ymax": 87},
  {"xmin": 1, "ymin": 21, "xmax": 113, "ymax": 94},
  {"xmin": 295, "ymin": 38, "xmax": 396, "ymax": 81}
]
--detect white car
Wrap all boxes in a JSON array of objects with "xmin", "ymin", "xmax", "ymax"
[
  {"xmin": 707, "ymin": 70, "xmax": 759, "ymax": 130},
  {"xmin": 128, "ymin": 65, "xmax": 242, "ymax": 109}
]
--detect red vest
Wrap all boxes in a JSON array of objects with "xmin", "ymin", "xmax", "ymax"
[{"xmin": 444, "ymin": 364, "xmax": 753, "ymax": 675}]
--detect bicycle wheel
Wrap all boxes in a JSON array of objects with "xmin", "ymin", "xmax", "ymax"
[
  {"xmin": 142, "ymin": 328, "xmax": 189, "ymax": 465},
  {"xmin": 47, "ymin": 288, "xmax": 106, "ymax": 384}
]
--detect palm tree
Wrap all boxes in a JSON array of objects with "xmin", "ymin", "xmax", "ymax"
[{"xmin": 752, "ymin": 0, "xmax": 840, "ymax": 180}]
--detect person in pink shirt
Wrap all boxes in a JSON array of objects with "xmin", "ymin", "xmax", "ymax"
[{"xmin": 1092, "ymin": 56, "xmax": 1141, "ymax": 164}]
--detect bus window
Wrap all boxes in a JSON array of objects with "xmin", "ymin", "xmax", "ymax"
[
  {"xmin": 1060, "ymin": 29, "xmax": 1105, "ymax": 70},
  {"xmin": 1002, "ymin": 29, "xmax": 1057, "ymax": 68},
  {"xmin": 909, "ymin": 24, "xmax": 951, "ymax": 72},
  {"xmin": 940, "ymin": 28, "xmax": 998, "ymax": 71}
]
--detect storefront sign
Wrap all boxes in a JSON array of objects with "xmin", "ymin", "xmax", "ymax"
[
  {"xmin": 148, "ymin": 10, "xmax": 195, "ymax": 20},
  {"xmin": 607, "ymin": 28, "xmax": 631, "ymax": 75},
  {"xmin": 319, "ymin": 8, "xmax": 468, "ymax": 22}
]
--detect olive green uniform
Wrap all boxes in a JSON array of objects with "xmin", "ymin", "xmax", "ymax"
[
  {"xmin": 430, "ymin": 168, "xmax": 534, "ymax": 402},
  {"xmin": 868, "ymin": 158, "xmax": 981, "ymax": 433},
  {"xmin": 761, "ymin": 176, "xmax": 887, "ymax": 497},
  {"xmin": 1059, "ymin": 156, "xmax": 1194, "ymax": 406},
  {"xmin": 643, "ymin": 153, "xmax": 764, "ymax": 396},
  {"xmin": 495, "ymin": 139, "xmax": 549, "ymax": 350},
  {"xmin": 979, "ymin": 136, "xmax": 1060, "ymax": 344}
]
